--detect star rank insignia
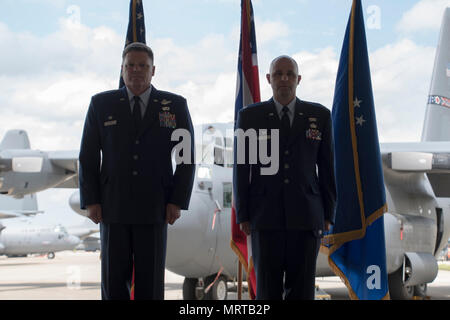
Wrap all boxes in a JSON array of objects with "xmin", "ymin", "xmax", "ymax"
[{"xmin": 355, "ymin": 115, "xmax": 366, "ymax": 126}]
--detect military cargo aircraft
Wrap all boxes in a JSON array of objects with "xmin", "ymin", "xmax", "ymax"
[
  {"xmin": 4, "ymin": 6, "xmax": 450, "ymax": 301},
  {"xmin": 0, "ymin": 194, "xmax": 80, "ymax": 259}
]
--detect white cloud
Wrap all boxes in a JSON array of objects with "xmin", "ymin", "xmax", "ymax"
[
  {"xmin": 0, "ymin": 18, "xmax": 123, "ymax": 150},
  {"xmin": 292, "ymin": 47, "xmax": 339, "ymax": 107},
  {"xmin": 370, "ymin": 39, "xmax": 435, "ymax": 142},
  {"xmin": 255, "ymin": 19, "xmax": 290, "ymax": 45},
  {"xmin": 0, "ymin": 9, "xmax": 439, "ymax": 155},
  {"xmin": 276, "ymin": 40, "xmax": 436, "ymax": 143},
  {"xmin": 396, "ymin": 0, "xmax": 450, "ymax": 33}
]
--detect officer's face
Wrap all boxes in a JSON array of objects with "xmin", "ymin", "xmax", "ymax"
[
  {"xmin": 266, "ymin": 57, "xmax": 301, "ymax": 103},
  {"xmin": 122, "ymin": 50, "xmax": 155, "ymax": 95}
]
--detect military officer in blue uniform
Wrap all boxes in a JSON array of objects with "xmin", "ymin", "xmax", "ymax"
[
  {"xmin": 79, "ymin": 42, "xmax": 195, "ymax": 300},
  {"xmin": 233, "ymin": 55, "xmax": 336, "ymax": 300}
]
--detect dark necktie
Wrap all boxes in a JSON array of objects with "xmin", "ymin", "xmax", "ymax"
[
  {"xmin": 281, "ymin": 106, "xmax": 291, "ymax": 142},
  {"xmin": 133, "ymin": 96, "xmax": 142, "ymax": 131}
]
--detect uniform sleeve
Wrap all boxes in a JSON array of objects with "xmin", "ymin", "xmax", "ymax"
[
  {"xmin": 78, "ymin": 97, "xmax": 102, "ymax": 209},
  {"xmin": 317, "ymin": 110, "xmax": 337, "ymax": 224},
  {"xmin": 169, "ymin": 98, "xmax": 196, "ymax": 210}
]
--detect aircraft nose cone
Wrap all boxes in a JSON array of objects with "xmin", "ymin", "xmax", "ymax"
[{"xmin": 68, "ymin": 235, "xmax": 81, "ymax": 247}]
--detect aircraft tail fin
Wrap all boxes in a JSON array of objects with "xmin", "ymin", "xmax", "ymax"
[
  {"xmin": 0, "ymin": 130, "xmax": 31, "ymax": 149},
  {"xmin": 421, "ymin": 7, "xmax": 450, "ymax": 142}
]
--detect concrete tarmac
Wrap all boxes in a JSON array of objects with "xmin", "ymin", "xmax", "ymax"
[{"xmin": 0, "ymin": 251, "xmax": 449, "ymax": 300}]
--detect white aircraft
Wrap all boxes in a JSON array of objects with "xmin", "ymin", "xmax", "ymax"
[
  {"xmin": 0, "ymin": 194, "xmax": 80, "ymax": 259},
  {"xmin": 66, "ymin": 219, "xmax": 100, "ymax": 252},
  {"xmin": 4, "ymin": 7, "xmax": 450, "ymax": 301}
]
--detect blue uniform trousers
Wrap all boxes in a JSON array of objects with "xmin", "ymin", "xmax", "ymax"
[
  {"xmin": 251, "ymin": 228, "xmax": 320, "ymax": 300},
  {"xmin": 100, "ymin": 222, "xmax": 167, "ymax": 300}
]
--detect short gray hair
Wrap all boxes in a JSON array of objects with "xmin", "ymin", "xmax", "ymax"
[{"xmin": 122, "ymin": 42, "xmax": 154, "ymax": 62}]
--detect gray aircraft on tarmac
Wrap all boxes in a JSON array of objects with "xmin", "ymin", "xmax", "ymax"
[
  {"xmin": 3, "ymin": 7, "xmax": 450, "ymax": 301},
  {"xmin": 0, "ymin": 194, "xmax": 80, "ymax": 259}
]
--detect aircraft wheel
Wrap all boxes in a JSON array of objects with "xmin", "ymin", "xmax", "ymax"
[
  {"xmin": 205, "ymin": 275, "xmax": 228, "ymax": 300},
  {"xmin": 388, "ymin": 267, "xmax": 414, "ymax": 300},
  {"xmin": 47, "ymin": 252, "xmax": 55, "ymax": 259},
  {"xmin": 183, "ymin": 278, "xmax": 199, "ymax": 300},
  {"xmin": 414, "ymin": 283, "xmax": 427, "ymax": 298}
]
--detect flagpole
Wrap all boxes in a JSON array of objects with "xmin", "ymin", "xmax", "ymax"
[{"xmin": 237, "ymin": 261, "xmax": 243, "ymax": 300}]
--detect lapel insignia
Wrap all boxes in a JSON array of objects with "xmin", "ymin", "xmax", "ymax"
[
  {"xmin": 159, "ymin": 111, "xmax": 177, "ymax": 128},
  {"xmin": 161, "ymin": 99, "xmax": 172, "ymax": 105}
]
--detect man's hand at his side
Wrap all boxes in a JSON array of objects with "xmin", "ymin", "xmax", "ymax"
[
  {"xmin": 87, "ymin": 204, "xmax": 102, "ymax": 224},
  {"xmin": 240, "ymin": 221, "xmax": 251, "ymax": 236},
  {"xmin": 166, "ymin": 203, "xmax": 181, "ymax": 225}
]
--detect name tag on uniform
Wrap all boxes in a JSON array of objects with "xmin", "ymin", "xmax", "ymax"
[{"xmin": 104, "ymin": 120, "xmax": 117, "ymax": 127}]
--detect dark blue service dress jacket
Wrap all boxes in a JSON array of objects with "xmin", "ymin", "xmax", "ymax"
[
  {"xmin": 78, "ymin": 85, "xmax": 195, "ymax": 224},
  {"xmin": 233, "ymin": 98, "xmax": 336, "ymax": 235}
]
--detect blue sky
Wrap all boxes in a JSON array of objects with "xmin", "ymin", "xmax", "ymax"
[{"xmin": 0, "ymin": 0, "xmax": 449, "ymax": 225}]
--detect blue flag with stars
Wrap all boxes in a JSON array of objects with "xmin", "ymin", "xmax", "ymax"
[
  {"xmin": 323, "ymin": 0, "xmax": 389, "ymax": 300},
  {"xmin": 119, "ymin": 0, "xmax": 146, "ymax": 88}
]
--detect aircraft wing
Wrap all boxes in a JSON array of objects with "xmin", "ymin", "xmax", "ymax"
[
  {"xmin": 48, "ymin": 150, "xmax": 78, "ymax": 172},
  {"xmin": 83, "ymin": 232, "xmax": 100, "ymax": 241},
  {"xmin": 381, "ymin": 141, "xmax": 450, "ymax": 197},
  {"xmin": 0, "ymin": 209, "xmax": 44, "ymax": 219},
  {"xmin": 48, "ymin": 150, "xmax": 79, "ymax": 188}
]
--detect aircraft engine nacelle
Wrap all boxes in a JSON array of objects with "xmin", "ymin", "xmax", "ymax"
[
  {"xmin": 0, "ymin": 149, "xmax": 71, "ymax": 197},
  {"xmin": 69, "ymin": 190, "xmax": 88, "ymax": 217},
  {"xmin": 0, "ymin": 150, "xmax": 44, "ymax": 174},
  {"xmin": 402, "ymin": 252, "xmax": 438, "ymax": 286}
]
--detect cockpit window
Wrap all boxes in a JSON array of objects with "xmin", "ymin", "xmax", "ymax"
[
  {"xmin": 223, "ymin": 183, "xmax": 232, "ymax": 208},
  {"xmin": 54, "ymin": 225, "xmax": 68, "ymax": 236}
]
